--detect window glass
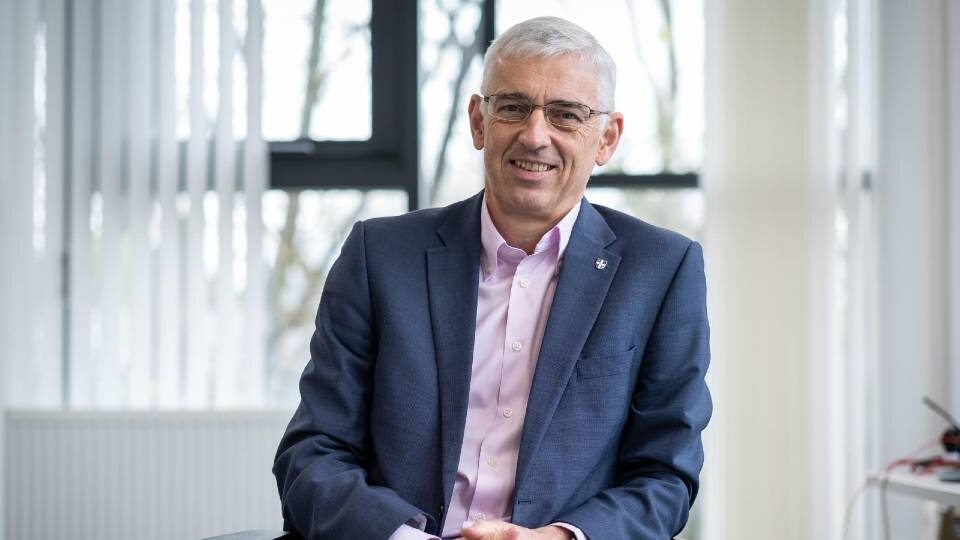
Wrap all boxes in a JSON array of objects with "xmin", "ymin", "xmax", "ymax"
[
  {"xmin": 419, "ymin": 0, "xmax": 486, "ymax": 207},
  {"xmin": 262, "ymin": 189, "xmax": 407, "ymax": 405},
  {"xmin": 262, "ymin": 0, "xmax": 372, "ymax": 141},
  {"xmin": 586, "ymin": 187, "xmax": 703, "ymax": 240}
]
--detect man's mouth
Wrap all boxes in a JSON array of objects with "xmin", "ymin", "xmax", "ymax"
[{"xmin": 511, "ymin": 159, "xmax": 556, "ymax": 173}]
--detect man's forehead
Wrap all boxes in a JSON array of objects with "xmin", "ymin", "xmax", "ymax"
[
  {"xmin": 489, "ymin": 52, "xmax": 595, "ymax": 73},
  {"xmin": 486, "ymin": 54, "xmax": 601, "ymax": 101},
  {"xmin": 490, "ymin": 91, "xmax": 587, "ymax": 107}
]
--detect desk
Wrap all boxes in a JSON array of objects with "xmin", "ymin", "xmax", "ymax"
[{"xmin": 880, "ymin": 470, "xmax": 960, "ymax": 506}]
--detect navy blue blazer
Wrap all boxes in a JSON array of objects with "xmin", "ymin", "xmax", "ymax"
[{"xmin": 273, "ymin": 192, "xmax": 711, "ymax": 539}]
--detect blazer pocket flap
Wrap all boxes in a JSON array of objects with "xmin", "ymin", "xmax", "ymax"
[{"xmin": 576, "ymin": 347, "xmax": 636, "ymax": 379}]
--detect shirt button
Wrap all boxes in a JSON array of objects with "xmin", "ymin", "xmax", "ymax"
[
  {"xmin": 476, "ymin": 512, "xmax": 487, "ymax": 521},
  {"xmin": 503, "ymin": 407, "xmax": 514, "ymax": 418},
  {"xmin": 519, "ymin": 278, "xmax": 530, "ymax": 288},
  {"xmin": 487, "ymin": 457, "xmax": 498, "ymax": 467},
  {"xmin": 511, "ymin": 340, "xmax": 523, "ymax": 352}
]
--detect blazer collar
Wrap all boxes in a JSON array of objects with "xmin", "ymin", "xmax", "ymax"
[{"xmin": 570, "ymin": 197, "xmax": 617, "ymax": 249}]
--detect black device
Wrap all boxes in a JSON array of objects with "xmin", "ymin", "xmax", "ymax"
[
  {"xmin": 923, "ymin": 396, "xmax": 960, "ymax": 481},
  {"xmin": 923, "ymin": 396, "xmax": 960, "ymax": 453}
]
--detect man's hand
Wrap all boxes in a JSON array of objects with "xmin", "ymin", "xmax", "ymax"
[{"xmin": 458, "ymin": 520, "xmax": 572, "ymax": 540}]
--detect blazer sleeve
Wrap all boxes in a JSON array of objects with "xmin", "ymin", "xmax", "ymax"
[
  {"xmin": 557, "ymin": 240, "xmax": 712, "ymax": 539},
  {"xmin": 272, "ymin": 221, "xmax": 423, "ymax": 539}
]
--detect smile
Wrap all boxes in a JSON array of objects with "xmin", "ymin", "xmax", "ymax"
[{"xmin": 510, "ymin": 159, "xmax": 555, "ymax": 173}]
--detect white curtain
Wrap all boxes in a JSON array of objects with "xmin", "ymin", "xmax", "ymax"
[
  {"xmin": 702, "ymin": 0, "xmax": 872, "ymax": 538},
  {"xmin": 0, "ymin": 0, "xmax": 268, "ymax": 409},
  {"xmin": 0, "ymin": 0, "xmax": 62, "ymax": 408}
]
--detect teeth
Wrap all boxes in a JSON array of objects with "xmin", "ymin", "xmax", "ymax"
[{"xmin": 513, "ymin": 160, "xmax": 551, "ymax": 172}]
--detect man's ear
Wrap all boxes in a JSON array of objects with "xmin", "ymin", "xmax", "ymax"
[
  {"xmin": 595, "ymin": 112, "xmax": 624, "ymax": 166},
  {"xmin": 468, "ymin": 95, "xmax": 485, "ymax": 150}
]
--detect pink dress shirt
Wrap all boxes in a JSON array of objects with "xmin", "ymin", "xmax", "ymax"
[{"xmin": 390, "ymin": 196, "xmax": 585, "ymax": 540}]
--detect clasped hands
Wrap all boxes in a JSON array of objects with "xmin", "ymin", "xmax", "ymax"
[{"xmin": 456, "ymin": 521, "xmax": 572, "ymax": 540}]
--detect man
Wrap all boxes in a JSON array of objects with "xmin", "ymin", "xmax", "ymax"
[{"xmin": 274, "ymin": 16, "xmax": 711, "ymax": 540}]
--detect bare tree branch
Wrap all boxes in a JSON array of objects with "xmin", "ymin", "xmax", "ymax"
[
  {"xmin": 658, "ymin": 0, "xmax": 678, "ymax": 170},
  {"xmin": 660, "ymin": 0, "xmax": 678, "ymax": 101},
  {"xmin": 420, "ymin": 31, "xmax": 464, "ymax": 92},
  {"xmin": 300, "ymin": 0, "xmax": 328, "ymax": 138},
  {"xmin": 625, "ymin": 1, "xmax": 663, "ymax": 101},
  {"xmin": 269, "ymin": 1, "xmax": 328, "ymax": 371},
  {"xmin": 291, "ymin": 195, "xmax": 369, "ymax": 321},
  {"xmin": 269, "ymin": 190, "xmax": 301, "ymax": 325},
  {"xmin": 267, "ymin": 194, "xmax": 370, "ymax": 351},
  {"xmin": 625, "ymin": 0, "xmax": 679, "ymax": 171},
  {"xmin": 429, "ymin": 40, "xmax": 479, "ymax": 205},
  {"xmin": 428, "ymin": 0, "xmax": 483, "ymax": 205}
]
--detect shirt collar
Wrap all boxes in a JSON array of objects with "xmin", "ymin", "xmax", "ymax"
[{"xmin": 479, "ymin": 194, "xmax": 581, "ymax": 277}]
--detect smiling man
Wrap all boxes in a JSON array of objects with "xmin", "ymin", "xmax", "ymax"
[{"xmin": 273, "ymin": 16, "xmax": 711, "ymax": 540}]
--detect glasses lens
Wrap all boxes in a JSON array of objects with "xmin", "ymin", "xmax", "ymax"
[
  {"xmin": 485, "ymin": 96, "xmax": 595, "ymax": 131},
  {"xmin": 488, "ymin": 96, "xmax": 531, "ymax": 121},
  {"xmin": 545, "ymin": 103, "xmax": 591, "ymax": 130}
]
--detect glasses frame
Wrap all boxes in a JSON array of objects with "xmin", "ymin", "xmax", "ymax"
[{"xmin": 480, "ymin": 94, "xmax": 611, "ymax": 131}]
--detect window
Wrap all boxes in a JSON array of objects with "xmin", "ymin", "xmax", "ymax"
[
  {"xmin": 267, "ymin": 0, "xmax": 419, "ymax": 204},
  {"xmin": 262, "ymin": 0, "xmax": 373, "ymax": 142},
  {"xmin": 1, "ymin": 0, "xmax": 704, "ymax": 409},
  {"xmin": 264, "ymin": 0, "xmax": 706, "ymax": 406}
]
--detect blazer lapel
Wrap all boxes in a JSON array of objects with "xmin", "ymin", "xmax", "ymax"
[
  {"xmin": 515, "ymin": 200, "xmax": 620, "ymax": 490},
  {"xmin": 426, "ymin": 193, "xmax": 483, "ymax": 507}
]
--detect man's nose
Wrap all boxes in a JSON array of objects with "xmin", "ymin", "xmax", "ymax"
[{"xmin": 517, "ymin": 107, "xmax": 552, "ymax": 150}]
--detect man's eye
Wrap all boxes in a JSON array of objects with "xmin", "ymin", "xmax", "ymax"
[
  {"xmin": 551, "ymin": 108, "xmax": 585, "ymax": 123},
  {"xmin": 500, "ymin": 104, "xmax": 522, "ymax": 113}
]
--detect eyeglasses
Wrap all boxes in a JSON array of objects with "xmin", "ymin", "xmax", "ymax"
[{"xmin": 480, "ymin": 94, "xmax": 610, "ymax": 132}]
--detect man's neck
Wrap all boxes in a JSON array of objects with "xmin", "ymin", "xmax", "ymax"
[
  {"xmin": 486, "ymin": 204, "xmax": 569, "ymax": 255},
  {"xmin": 498, "ymin": 224, "xmax": 550, "ymax": 255}
]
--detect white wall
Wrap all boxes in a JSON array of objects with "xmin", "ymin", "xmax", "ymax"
[
  {"xmin": 874, "ymin": 0, "xmax": 958, "ymax": 537},
  {"xmin": 947, "ymin": 0, "xmax": 960, "ymax": 423}
]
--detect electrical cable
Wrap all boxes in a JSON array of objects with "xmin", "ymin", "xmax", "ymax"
[
  {"xmin": 842, "ymin": 397, "xmax": 960, "ymax": 539},
  {"xmin": 880, "ymin": 473, "xmax": 890, "ymax": 540},
  {"xmin": 841, "ymin": 435, "xmax": 941, "ymax": 540}
]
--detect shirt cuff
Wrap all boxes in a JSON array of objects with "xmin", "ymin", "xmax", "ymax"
[
  {"xmin": 552, "ymin": 521, "xmax": 587, "ymax": 540},
  {"xmin": 388, "ymin": 515, "xmax": 439, "ymax": 540}
]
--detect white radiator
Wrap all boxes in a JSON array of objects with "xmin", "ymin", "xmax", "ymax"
[{"xmin": 3, "ymin": 409, "xmax": 293, "ymax": 540}]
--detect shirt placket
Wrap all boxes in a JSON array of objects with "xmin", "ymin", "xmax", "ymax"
[{"xmin": 467, "ymin": 249, "xmax": 549, "ymax": 523}]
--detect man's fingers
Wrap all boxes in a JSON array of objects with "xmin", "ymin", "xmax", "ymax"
[{"xmin": 461, "ymin": 519, "xmax": 515, "ymax": 539}]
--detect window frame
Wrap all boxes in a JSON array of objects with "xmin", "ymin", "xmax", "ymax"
[
  {"xmin": 267, "ymin": 0, "xmax": 698, "ymax": 212},
  {"xmin": 268, "ymin": 0, "xmax": 421, "ymax": 209}
]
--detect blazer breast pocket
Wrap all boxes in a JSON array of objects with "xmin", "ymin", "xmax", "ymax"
[{"xmin": 575, "ymin": 346, "xmax": 636, "ymax": 380}]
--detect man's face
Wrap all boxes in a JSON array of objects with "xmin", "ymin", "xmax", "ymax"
[{"xmin": 468, "ymin": 53, "xmax": 623, "ymax": 226}]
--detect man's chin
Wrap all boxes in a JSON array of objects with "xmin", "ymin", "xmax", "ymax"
[
  {"xmin": 487, "ymin": 184, "xmax": 565, "ymax": 221},
  {"xmin": 500, "ymin": 194, "xmax": 555, "ymax": 219}
]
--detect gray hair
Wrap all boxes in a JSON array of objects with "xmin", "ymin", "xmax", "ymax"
[{"xmin": 480, "ymin": 16, "xmax": 617, "ymax": 110}]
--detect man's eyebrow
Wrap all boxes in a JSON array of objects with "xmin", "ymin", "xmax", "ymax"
[
  {"xmin": 546, "ymin": 99, "xmax": 585, "ymax": 106},
  {"xmin": 495, "ymin": 92, "xmax": 584, "ymax": 105}
]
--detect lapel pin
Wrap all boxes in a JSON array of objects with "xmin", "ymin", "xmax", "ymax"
[{"xmin": 594, "ymin": 258, "xmax": 608, "ymax": 270}]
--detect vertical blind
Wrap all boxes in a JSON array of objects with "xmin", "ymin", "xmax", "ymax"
[{"xmin": 0, "ymin": 0, "xmax": 268, "ymax": 408}]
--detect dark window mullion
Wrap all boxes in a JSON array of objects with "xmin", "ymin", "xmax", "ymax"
[{"xmin": 269, "ymin": 0, "xmax": 419, "ymax": 209}]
